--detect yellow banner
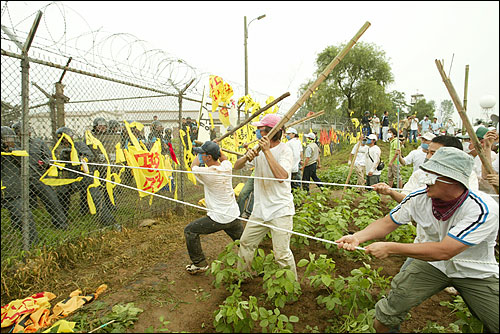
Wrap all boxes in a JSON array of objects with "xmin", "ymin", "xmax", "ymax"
[{"xmin": 123, "ymin": 139, "xmax": 169, "ymax": 202}]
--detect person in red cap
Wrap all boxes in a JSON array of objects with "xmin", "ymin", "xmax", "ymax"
[{"xmin": 234, "ymin": 114, "xmax": 297, "ymax": 280}]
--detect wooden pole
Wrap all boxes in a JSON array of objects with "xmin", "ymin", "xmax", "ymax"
[
  {"xmin": 240, "ymin": 110, "xmax": 327, "ymax": 148},
  {"xmin": 435, "ymin": 59, "xmax": 498, "ymax": 194},
  {"xmin": 214, "ymin": 92, "xmax": 290, "ymax": 142},
  {"xmin": 249, "ymin": 21, "xmax": 371, "ymax": 157},
  {"xmin": 221, "ymin": 147, "xmax": 244, "ymax": 157},
  {"xmin": 342, "ymin": 138, "xmax": 362, "ymax": 197},
  {"xmin": 462, "ymin": 65, "xmax": 469, "ymax": 134},
  {"xmin": 286, "ymin": 110, "xmax": 325, "ymax": 128}
]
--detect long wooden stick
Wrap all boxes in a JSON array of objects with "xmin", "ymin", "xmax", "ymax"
[
  {"xmin": 286, "ymin": 110, "xmax": 325, "ymax": 128},
  {"xmin": 221, "ymin": 147, "xmax": 244, "ymax": 157},
  {"xmin": 342, "ymin": 138, "xmax": 362, "ymax": 197},
  {"xmin": 462, "ymin": 65, "xmax": 469, "ymax": 134},
  {"xmin": 248, "ymin": 21, "xmax": 371, "ymax": 158},
  {"xmin": 214, "ymin": 92, "xmax": 290, "ymax": 142},
  {"xmin": 435, "ymin": 59, "xmax": 498, "ymax": 194},
  {"xmin": 241, "ymin": 110, "xmax": 326, "ymax": 147}
]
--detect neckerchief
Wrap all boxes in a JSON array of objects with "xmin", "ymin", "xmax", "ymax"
[{"xmin": 431, "ymin": 189, "xmax": 469, "ymax": 221}]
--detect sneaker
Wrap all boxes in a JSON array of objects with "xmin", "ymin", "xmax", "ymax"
[
  {"xmin": 444, "ymin": 286, "xmax": 459, "ymax": 295},
  {"xmin": 185, "ymin": 263, "xmax": 209, "ymax": 275}
]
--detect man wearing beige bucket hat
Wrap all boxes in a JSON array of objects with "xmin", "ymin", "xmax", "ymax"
[{"xmin": 336, "ymin": 146, "xmax": 499, "ymax": 333}]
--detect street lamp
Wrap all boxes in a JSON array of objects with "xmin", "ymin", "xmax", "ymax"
[{"xmin": 243, "ymin": 14, "xmax": 266, "ymax": 121}]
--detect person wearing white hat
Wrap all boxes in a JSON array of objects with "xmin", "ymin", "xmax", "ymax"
[
  {"xmin": 301, "ymin": 132, "xmax": 322, "ymax": 192},
  {"xmin": 365, "ymin": 133, "xmax": 382, "ymax": 186},
  {"xmin": 285, "ymin": 127, "xmax": 303, "ymax": 190},
  {"xmin": 337, "ymin": 146, "xmax": 499, "ymax": 333}
]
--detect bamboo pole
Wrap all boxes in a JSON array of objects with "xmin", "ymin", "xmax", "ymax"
[
  {"xmin": 462, "ymin": 65, "xmax": 469, "ymax": 134},
  {"xmin": 241, "ymin": 110, "xmax": 327, "ymax": 147},
  {"xmin": 221, "ymin": 147, "xmax": 244, "ymax": 157},
  {"xmin": 342, "ymin": 137, "xmax": 362, "ymax": 197},
  {"xmin": 435, "ymin": 59, "xmax": 498, "ymax": 194},
  {"xmin": 214, "ymin": 92, "xmax": 290, "ymax": 142},
  {"xmin": 247, "ymin": 21, "xmax": 371, "ymax": 158},
  {"xmin": 286, "ymin": 110, "xmax": 325, "ymax": 128}
]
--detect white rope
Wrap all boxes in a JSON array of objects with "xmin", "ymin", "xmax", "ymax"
[
  {"xmin": 49, "ymin": 163, "xmax": 500, "ymax": 265},
  {"xmin": 52, "ymin": 159, "xmax": 500, "ymax": 197},
  {"xmin": 50, "ymin": 163, "xmax": 366, "ymax": 251},
  {"xmin": 50, "ymin": 160, "xmax": 396, "ymax": 191}
]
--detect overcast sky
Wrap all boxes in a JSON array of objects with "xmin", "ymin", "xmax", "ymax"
[{"xmin": 2, "ymin": 1, "xmax": 499, "ymax": 124}]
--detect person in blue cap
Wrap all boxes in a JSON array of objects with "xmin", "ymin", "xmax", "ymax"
[{"xmin": 184, "ymin": 141, "xmax": 243, "ymax": 274}]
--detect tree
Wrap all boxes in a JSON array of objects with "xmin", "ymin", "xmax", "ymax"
[
  {"xmin": 300, "ymin": 41, "xmax": 394, "ymax": 123},
  {"xmin": 409, "ymin": 99, "xmax": 436, "ymax": 121},
  {"xmin": 439, "ymin": 99, "xmax": 454, "ymax": 123}
]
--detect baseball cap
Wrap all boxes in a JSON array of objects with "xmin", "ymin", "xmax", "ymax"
[
  {"xmin": 193, "ymin": 141, "xmax": 220, "ymax": 159},
  {"xmin": 419, "ymin": 132, "xmax": 436, "ymax": 141},
  {"xmin": 456, "ymin": 132, "xmax": 470, "ymax": 140},
  {"xmin": 304, "ymin": 132, "xmax": 316, "ymax": 139},
  {"xmin": 367, "ymin": 134, "xmax": 378, "ymax": 140},
  {"xmin": 420, "ymin": 146, "xmax": 473, "ymax": 188},
  {"xmin": 286, "ymin": 127, "xmax": 298, "ymax": 135},
  {"xmin": 475, "ymin": 126, "xmax": 488, "ymax": 139},
  {"xmin": 251, "ymin": 114, "xmax": 282, "ymax": 128}
]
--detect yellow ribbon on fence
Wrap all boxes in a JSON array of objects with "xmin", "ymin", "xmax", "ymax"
[
  {"xmin": 86, "ymin": 170, "xmax": 101, "ymax": 214},
  {"xmin": 39, "ymin": 133, "xmax": 83, "ymax": 186},
  {"xmin": 179, "ymin": 128, "xmax": 197, "ymax": 185},
  {"xmin": 1, "ymin": 150, "xmax": 29, "ymax": 156},
  {"xmin": 84, "ymin": 130, "xmax": 119, "ymax": 206}
]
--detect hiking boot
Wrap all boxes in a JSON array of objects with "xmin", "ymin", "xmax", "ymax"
[{"xmin": 186, "ymin": 263, "xmax": 209, "ymax": 275}]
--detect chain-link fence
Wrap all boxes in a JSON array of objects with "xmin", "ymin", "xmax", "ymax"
[
  {"xmin": 1, "ymin": 3, "xmax": 363, "ymax": 266},
  {"xmin": 1, "ymin": 40, "xmax": 211, "ymax": 263}
]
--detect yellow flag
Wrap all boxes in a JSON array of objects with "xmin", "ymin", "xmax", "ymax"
[
  {"xmin": 209, "ymin": 75, "xmax": 224, "ymax": 113},
  {"xmin": 123, "ymin": 140, "xmax": 169, "ymax": 201},
  {"xmin": 179, "ymin": 129, "xmax": 197, "ymax": 185}
]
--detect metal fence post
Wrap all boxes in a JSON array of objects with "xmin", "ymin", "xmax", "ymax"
[{"xmin": 20, "ymin": 11, "xmax": 43, "ymax": 251}]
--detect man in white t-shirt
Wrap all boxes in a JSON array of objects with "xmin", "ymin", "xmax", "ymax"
[
  {"xmin": 371, "ymin": 115, "xmax": 381, "ymax": 140},
  {"xmin": 337, "ymin": 146, "xmax": 499, "ymax": 333},
  {"xmin": 184, "ymin": 141, "xmax": 243, "ymax": 275},
  {"xmin": 234, "ymin": 114, "xmax": 297, "ymax": 279},
  {"xmin": 365, "ymin": 134, "xmax": 382, "ymax": 186},
  {"xmin": 348, "ymin": 135, "xmax": 368, "ymax": 186},
  {"xmin": 409, "ymin": 115, "xmax": 419, "ymax": 143},
  {"xmin": 397, "ymin": 132, "xmax": 435, "ymax": 177},
  {"xmin": 285, "ymin": 127, "xmax": 303, "ymax": 190}
]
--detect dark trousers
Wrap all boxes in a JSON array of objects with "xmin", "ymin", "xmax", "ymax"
[
  {"xmin": 30, "ymin": 178, "xmax": 67, "ymax": 229},
  {"xmin": 237, "ymin": 178, "xmax": 254, "ymax": 216},
  {"xmin": 184, "ymin": 215, "xmax": 243, "ymax": 266},
  {"xmin": 57, "ymin": 181, "xmax": 115, "ymax": 226},
  {"xmin": 302, "ymin": 162, "xmax": 322, "ymax": 192},
  {"xmin": 2, "ymin": 196, "xmax": 39, "ymax": 246},
  {"xmin": 366, "ymin": 174, "xmax": 380, "ymax": 187},
  {"xmin": 291, "ymin": 171, "xmax": 302, "ymax": 190}
]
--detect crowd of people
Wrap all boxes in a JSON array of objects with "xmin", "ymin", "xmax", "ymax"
[
  {"xmin": 2, "ymin": 111, "xmax": 499, "ymax": 332},
  {"xmin": 360, "ymin": 110, "xmax": 461, "ymax": 144},
  {"xmin": 180, "ymin": 111, "xmax": 499, "ymax": 333}
]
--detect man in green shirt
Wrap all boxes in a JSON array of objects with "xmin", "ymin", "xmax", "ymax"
[{"xmin": 388, "ymin": 128, "xmax": 403, "ymax": 188}]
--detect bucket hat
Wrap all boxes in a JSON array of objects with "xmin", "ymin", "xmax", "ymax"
[{"xmin": 419, "ymin": 146, "xmax": 473, "ymax": 188}]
